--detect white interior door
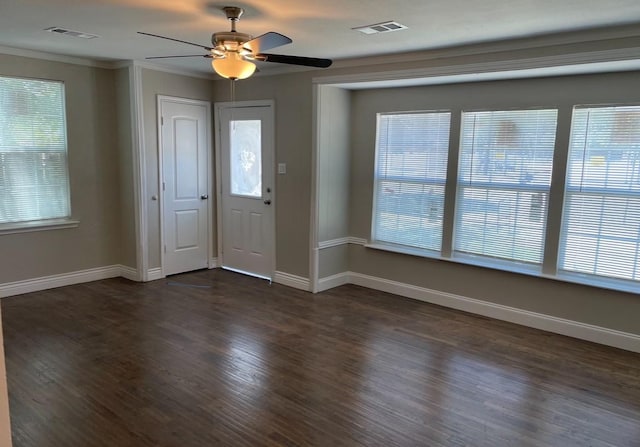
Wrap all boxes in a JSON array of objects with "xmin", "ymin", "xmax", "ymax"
[
  {"xmin": 217, "ymin": 102, "xmax": 275, "ymax": 279},
  {"xmin": 160, "ymin": 97, "xmax": 211, "ymax": 276}
]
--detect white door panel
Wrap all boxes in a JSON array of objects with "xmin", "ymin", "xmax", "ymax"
[
  {"xmin": 217, "ymin": 103, "xmax": 275, "ymax": 279},
  {"xmin": 161, "ymin": 98, "xmax": 211, "ymax": 276},
  {"xmin": 175, "ymin": 210, "xmax": 199, "ymax": 249}
]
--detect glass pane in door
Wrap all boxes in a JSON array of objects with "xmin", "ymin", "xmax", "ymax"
[{"xmin": 230, "ymin": 120, "xmax": 262, "ymax": 197}]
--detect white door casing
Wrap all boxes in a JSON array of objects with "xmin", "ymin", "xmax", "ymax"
[
  {"xmin": 159, "ymin": 96, "xmax": 212, "ymax": 276},
  {"xmin": 215, "ymin": 101, "xmax": 275, "ymax": 279}
]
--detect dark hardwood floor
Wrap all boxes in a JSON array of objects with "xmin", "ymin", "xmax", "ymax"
[{"xmin": 1, "ymin": 269, "xmax": 639, "ymax": 447}]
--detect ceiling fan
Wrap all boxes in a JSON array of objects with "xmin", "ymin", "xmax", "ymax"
[{"xmin": 139, "ymin": 6, "xmax": 332, "ymax": 80}]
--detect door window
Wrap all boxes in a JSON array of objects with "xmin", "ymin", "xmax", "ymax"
[{"xmin": 230, "ymin": 120, "xmax": 262, "ymax": 197}]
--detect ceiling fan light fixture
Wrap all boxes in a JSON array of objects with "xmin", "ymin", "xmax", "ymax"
[{"xmin": 212, "ymin": 52, "xmax": 256, "ymax": 80}]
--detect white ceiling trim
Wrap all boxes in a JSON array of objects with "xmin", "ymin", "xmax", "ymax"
[
  {"xmin": 0, "ymin": 44, "xmax": 113, "ymax": 68},
  {"xmin": 332, "ymin": 30, "xmax": 640, "ymax": 70},
  {"xmin": 0, "ymin": 44, "xmax": 219, "ymax": 79},
  {"xmin": 314, "ymin": 46, "xmax": 640, "ymax": 88}
]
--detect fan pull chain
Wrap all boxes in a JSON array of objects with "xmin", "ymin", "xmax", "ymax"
[{"xmin": 230, "ymin": 78, "xmax": 236, "ymax": 103}]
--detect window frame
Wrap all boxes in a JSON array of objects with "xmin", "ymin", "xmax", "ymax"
[
  {"xmin": 452, "ymin": 107, "xmax": 559, "ymax": 268},
  {"xmin": 557, "ymin": 103, "xmax": 640, "ymax": 288},
  {"xmin": 370, "ymin": 110, "xmax": 452, "ymax": 255},
  {"xmin": 0, "ymin": 75, "xmax": 77, "ymax": 234}
]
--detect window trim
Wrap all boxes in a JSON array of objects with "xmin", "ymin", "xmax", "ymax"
[
  {"xmin": 0, "ymin": 75, "xmax": 73, "ymax": 228},
  {"xmin": 0, "ymin": 218, "xmax": 79, "ymax": 235},
  {"xmin": 453, "ymin": 107, "xmax": 559, "ymax": 265},
  {"xmin": 557, "ymin": 103, "xmax": 640, "ymax": 284},
  {"xmin": 371, "ymin": 109, "xmax": 452, "ymax": 252}
]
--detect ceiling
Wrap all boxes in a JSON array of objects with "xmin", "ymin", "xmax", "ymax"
[{"xmin": 2, "ymin": 0, "xmax": 640, "ymax": 77}]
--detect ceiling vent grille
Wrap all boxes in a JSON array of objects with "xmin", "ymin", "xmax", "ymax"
[
  {"xmin": 352, "ymin": 21, "xmax": 408, "ymax": 35},
  {"xmin": 44, "ymin": 27, "xmax": 99, "ymax": 39}
]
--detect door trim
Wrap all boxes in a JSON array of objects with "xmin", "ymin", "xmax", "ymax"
[
  {"xmin": 213, "ymin": 99, "xmax": 276, "ymax": 278},
  {"xmin": 158, "ymin": 95, "xmax": 214, "ymax": 277}
]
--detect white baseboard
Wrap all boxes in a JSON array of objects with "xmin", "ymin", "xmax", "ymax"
[
  {"xmin": 0, "ymin": 265, "xmax": 123, "ymax": 298},
  {"xmin": 146, "ymin": 268, "xmax": 164, "ymax": 281},
  {"xmin": 119, "ymin": 265, "xmax": 140, "ymax": 281},
  {"xmin": 317, "ymin": 272, "xmax": 351, "ymax": 292},
  {"xmin": 208, "ymin": 258, "xmax": 219, "ymax": 269},
  {"xmin": 316, "ymin": 271, "xmax": 640, "ymax": 353},
  {"xmin": 273, "ymin": 271, "xmax": 310, "ymax": 291},
  {"xmin": 348, "ymin": 237, "xmax": 367, "ymax": 246}
]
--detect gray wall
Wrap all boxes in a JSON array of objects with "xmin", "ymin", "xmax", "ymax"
[
  {"xmin": 316, "ymin": 86, "xmax": 352, "ymax": 278},
  {"xmin": 319, "ymin": 244, "xmax": 349, "ymax": 279},
  {"xmin": 212, "ymin": 73, "xmax": 316, "ymax": 278},
  {"xmin": 317, "ymin": 86, "xmax": 351, "ymax": 242},
  {"xmin": 347, "ymin": 71, "xmax": 640, "ymax": 335},
  {"xmin": 0, "ymin": 54, "xmax": 121, "ymax": 283},
  {"xmin": 140, "ymin": 68, "xmax": 214, "ymax": 269}
]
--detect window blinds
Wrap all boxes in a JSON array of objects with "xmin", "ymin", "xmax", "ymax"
[
  {"xmin": 0, "ymin": 76, "xmax": 70, "ymax": 224},
  {"xmin": 454, "ymin": 109, "xmax": 558, "ymax": 264},
  {"xmin": 372, "ymin": 112, "xmax": 451, "ymax": 251},
  {"xmin": 559, "ymin": 105, "xmax": 640, "ymax": 281}
]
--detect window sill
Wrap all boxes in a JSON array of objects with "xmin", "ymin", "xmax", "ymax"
[
  {"xmin": 0, "ymin": 219, "xmax": 79, "ymax": 235},
  {"xmin": 450, "ymin": 252, "xmax": 542, "ymax": 276},
  {"xmin": 552, "ymin": 271, "xmax": 640, "ymax": 295}
]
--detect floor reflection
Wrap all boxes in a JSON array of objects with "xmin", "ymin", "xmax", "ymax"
[{"xmin": 3, "ymin": 270, "xmax": 640, "ymax": 447}]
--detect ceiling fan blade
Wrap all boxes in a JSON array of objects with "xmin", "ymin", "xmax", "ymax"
[
  {"xmin": 138, "ymin": 32, "xmax": 213, "ymax": 51},
  {"xmin": 145, "ymin": 55, "xmax": 212, "ymax": 59},
  {"xmin": 243, "ymin": 32, "xmax": 292, "ymax": 54},
  {"xmin": 257, "ymin": 53, "xmax": 332, "ymax": 68}
]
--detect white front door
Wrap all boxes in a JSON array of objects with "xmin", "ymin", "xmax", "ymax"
[
  {"xmin": 160, "ymin": 97, "xmax": 211, "ymax": 276},
  {"xmin": 216, "ymin": 102, "xmax": 275, "ymax": 279}
]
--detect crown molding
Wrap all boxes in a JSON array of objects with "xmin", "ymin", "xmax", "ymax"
[
  {"xmin": 332, "ymin": 26, "xmax": 640, "ymax": 69},
  {"xmin": 0, "ymin": 44, "xmax": 114, "ymax": 68},
  {"xmin": 0, "ymin": 45, "xmax": 217, "ymax": 79},
  {"xmin": 315, "ymin": 46, "xmax": 640, "ymax": 88}
]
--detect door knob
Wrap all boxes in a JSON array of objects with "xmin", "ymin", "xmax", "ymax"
[
  {"xmin": 200, "ymin": 194, "xmax": 209, "ymax": 200},
  {"xmin": 264, "ymin": 200, "xmax": 271, "ymax": 205}
]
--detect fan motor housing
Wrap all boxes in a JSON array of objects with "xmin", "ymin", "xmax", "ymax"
[{"xmin": 212, "ymin": 32, "xmax": 252, "ymax": 49}]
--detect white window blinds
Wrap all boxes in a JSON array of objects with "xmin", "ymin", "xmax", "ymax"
[
  {"xmin": 454, "ymin": 109, "xmax": 558, "ymax": 264},
  {"xmin": 559, "ymin": 105, "xmax": 640, "ymax": 281},
  {"xmin": 372, "ymin": 112, "xmax": 451, "ymax": 252},
  {"xmin": 0, "ymin": 76, "xmax": 70, "ymax": 225}
]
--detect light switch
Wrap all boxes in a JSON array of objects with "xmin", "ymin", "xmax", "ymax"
[{"xmin": 278, "ymin": 163, "xmax": 287, "ymax": 174}]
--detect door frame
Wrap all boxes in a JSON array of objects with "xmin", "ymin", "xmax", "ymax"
[
  {"xmin": 157, "ymin": 95, "xmax": 214, "ymax": 277},
  {"xmin": 213, "ymin": 99, "xmax": 276, "ymax": 277}
]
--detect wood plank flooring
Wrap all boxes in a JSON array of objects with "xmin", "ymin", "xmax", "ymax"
[{"xmin": 1, "ymin": 269, "xmax": 640, "ymax": 447}]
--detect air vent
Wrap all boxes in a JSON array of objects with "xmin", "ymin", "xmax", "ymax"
[
  {"xmin": 352, "ymin": 21, "xmax": 408, "ymax": 35},
  {"xmin": 44, "ymin": 27, "xmax": 99, "ymax": 39}
]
